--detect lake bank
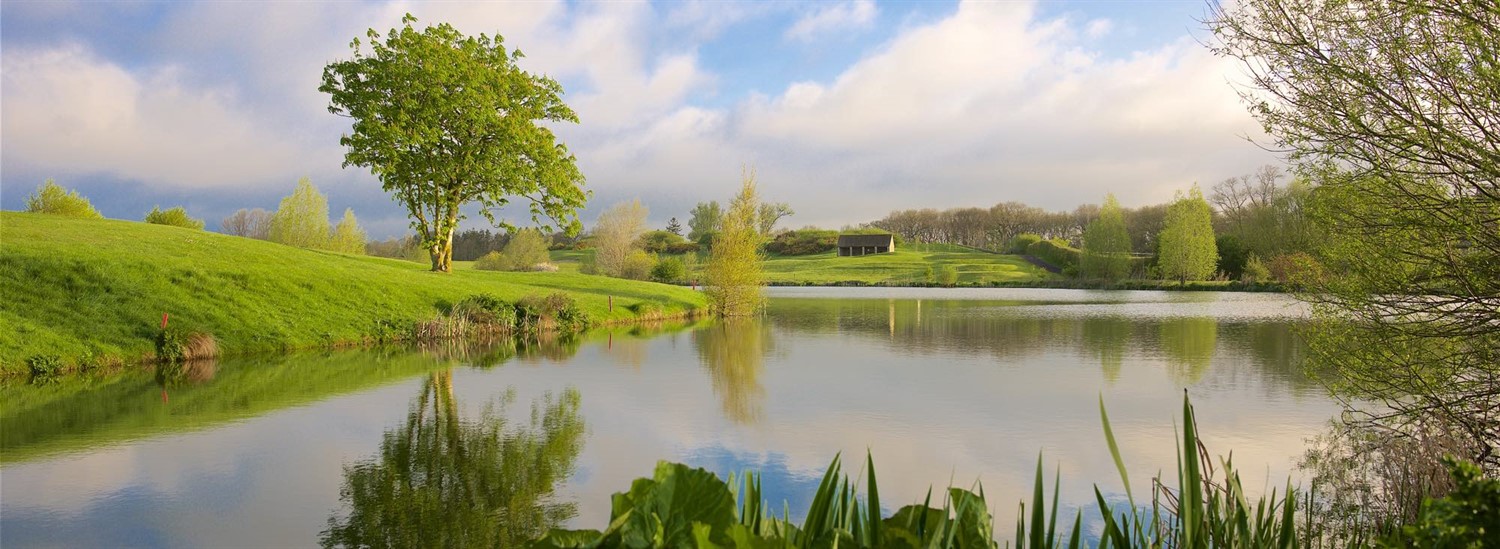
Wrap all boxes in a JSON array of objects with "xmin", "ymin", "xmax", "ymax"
[
  {"xmin": 0, "ymin": 289, "xmax": 1331, "ymax": 545},
  {"xmin": 0, "ymin": 212, "xmax": 708, "ymax": 380}
]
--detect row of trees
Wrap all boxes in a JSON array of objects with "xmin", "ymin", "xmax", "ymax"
[
  {"xmin": 220, "ymin": 178, "xmax": 367, "ymax": 255},
  {"xmin": 860, "ymin": 167, "xmax": 1319, "ymax": 284}
]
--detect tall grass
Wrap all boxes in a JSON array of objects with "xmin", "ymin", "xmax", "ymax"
[{"xmin": 531, "ymin": 394, "xmax": 1306, "ymax": 548}]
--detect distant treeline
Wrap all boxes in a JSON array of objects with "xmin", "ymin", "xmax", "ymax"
[{"xmin": 864, "ymin": 165, "xmax": 1321, "ymax": 281}]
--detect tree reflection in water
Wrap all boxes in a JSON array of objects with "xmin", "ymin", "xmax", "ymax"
[
  {"xmin": 321, "ymin": 370, "xmax": 585, "ymax": 548},
  {"xmin": 1081, "ymin": 317, "xmax": 1132, "ymax": 384},
  {"xmin": 1159, "ymin": 317, "xmax": 1219, "ymax": 385},
  {"xmin": 693, "ymin": 318, "xmax": 772, "ymax": 425}
]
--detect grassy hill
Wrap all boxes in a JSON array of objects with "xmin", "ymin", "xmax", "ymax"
[
  {"xmin": 759, "ymin": 243, "xmax": 1051, "ymax": 285},
  {"xmin": 0, "ymin": 212, "xmax": 705, "ymax": 376},
  {"xmin": 540, "ymin": 243, "xmax": 1050, "ymax": 285}
]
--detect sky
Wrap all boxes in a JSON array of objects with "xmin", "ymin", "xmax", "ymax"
[{"xmin": 0, "ymin": 0, "xmax": 1277, "ymax": 238}]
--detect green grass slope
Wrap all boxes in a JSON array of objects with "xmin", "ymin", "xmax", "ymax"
[
  {"xmin": 758, "ymin": 243, "xmax": 1051, "ymax": 285},
  {"xmin": 0, "ymin": 212, "xmax": 705, "ymax": 375}
]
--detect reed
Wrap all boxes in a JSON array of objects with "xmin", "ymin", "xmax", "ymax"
[{"xmin": 530, "ymin": 394, "xmax": 1310, "ymax": 548}]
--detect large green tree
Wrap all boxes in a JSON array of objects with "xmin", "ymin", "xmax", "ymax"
[
  {"xmin": 687, "ymin": 201, "xmax": 722, "ymax": 242},
  {"xmin": 1157, "ymin": 185, "xmax": 1218, "ymax": 285},
  {"xmin": 1081, "ymin": 193, "xmax": 1132, "ymax": 280},
  {"xmin": 321, "ymin": 15, "xmax": 587, "ymax": 273},
  {"xmin": 1212, "ymin": 0, "xmax": 1499, "ymax": 471}
]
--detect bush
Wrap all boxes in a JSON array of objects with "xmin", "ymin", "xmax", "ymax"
[
  {"xmin": 473, "ymin": 250, "xmax": 508, "ymax": 271},
  {"xmin": 664, "ymin": 241, "xmax": 700, "ymax": 255},
  {"xmin": 935, "ymin": 264, "xmax": 958, "ymax": 286},
  {"xmin": 502, "ymin": 229, "xmax": 550, "ymax": 270},
  {"xmin": 25, "ymin": 180, "xmax": 102, "ymax": 219},
  {"xmin": 27, "ymin": 355, "xmax": 63, "ymax": 385},
  {"xmin": 651, "ymin": 257, "xmax": 686, "ymax": 283},
  {"xmin": 765, "ymin": 229, "xmax": 838, "ymax": 256},
  {"xmin": 452, "ymin": 294, "xmax": 517, "ymax": 329},
  {"xmin": 1387, "ymin": 458, "xmax": 1500, "ymax": 548},
  {"xmin": 637, "ymin": 230, "xmax": 688, "ymax": 254},
  {"xmin": 619, "ymin": 250, "xmax": 656, "ymax": 281},
  {"xmin": 144, "ymin": 206, "xmax": 205, "ymax": 230},
  {"xmin": 1242, "ymin": 253, "xmax": 1270, "ymax": 283},
  {"xmin": 516, "ymin": 292, "xmax": 591, "ymax": 332},
  {"xmin": 1005, "ymin": 233, "xmax": 1042, "ymax": 254},
  {"xmin": 1268, "ymin": 252, "xmax": 1326, "ymax": 287}
]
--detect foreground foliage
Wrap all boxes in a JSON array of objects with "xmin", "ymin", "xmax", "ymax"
[
  {"xmin": 531, "ymin": 395, "xmax": 1307, "ymax": 548},
  {"xmin": 1211, "ymin": 0, "xmax": 1499, "ymax": 473}
]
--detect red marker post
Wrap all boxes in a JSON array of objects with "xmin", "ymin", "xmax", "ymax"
[{"xmin": 161, "ymin": 313, "xmax": 169, "ymax": 329}]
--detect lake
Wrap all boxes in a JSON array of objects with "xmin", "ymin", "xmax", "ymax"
[{"xmin": 0, "ymin": 288, "xmax": 1336, "ymax": 547}]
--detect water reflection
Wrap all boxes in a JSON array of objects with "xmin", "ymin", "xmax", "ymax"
[
  {"xmin": 1081, "ymin": 318, "xmax": 1132, "ymax": 383},
  {"xmin": 1159, "ymin": 318, "xmax": 1219, "ymax": 384},
  {"xmin": 763, "ymin": 297, "xmax": 1309, "ymax": 391},
  {"xmin": 321, "ymin": 370, "xmax": 585, "ymax": 548},
  {"xmin": 693, "ymin": 319, "xmax": 772, "ymax": 425}
]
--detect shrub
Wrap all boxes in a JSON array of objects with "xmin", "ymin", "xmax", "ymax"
[
  {"xmin": 1242, "ymin": 253, "xmax": 1270, "ymax": 284},
  {"xmin": 651, "ymin": 257, "xmax": 686, "ymax": 283},
  {"xmin": 935, "ymin": 264, "xmax": 958, "ymax": 286},
  {"xmin": 452, "ymin": 294, "xmax": 517, "ymax": 329},
  {"xmin": 144, "ymin": 206, "xmax": 205, "ymax": 230},
  {"xmin": 1387, "ymin": 458, "xmax": 1500, "ymax": 548},
  {"xmin": 637, "ymin": 230, "xmax": 687, "ymax": 254},
  {"xmin": 501, "ymin": 229, "xmax": 550, "ymax": 270},
  {"xmin": 473, "ymin": 251, "xmax": 508, "ymax": 271},
  {"xmin": 27, "ymin": 355, "xmax": 63, "ymax": 385},
  {"xmin": 25, "ymin": 180, "xmax": 102, "ymax": 219},
  {"xmin": 516, "ymin": 292, "xmax": 591, "ymax": 332},
  {"xmin": 1268, "ymin": 252, "xmax": 1326, "ymax": 287},
  {"xmin": 765, "ymin": 229, "xmax": 838, "ymax": 256},
  {"xmin": 619, "ymin": 250, "xmax": 656, "ymax": 281},
  {"xmin": 664, "ymin": 241, "xmax": 700, "ymax": 255},
  {"xmin": 1006, "ymin": 233, "xmax": 1042, "ymax": 254}
]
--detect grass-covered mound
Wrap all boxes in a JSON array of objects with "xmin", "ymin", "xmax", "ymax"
[
  {"xmin": 0, "ymin": 212, "xmax": 705, "ymax": 376},
  {"xmin": 758, "ymin": 243, "xmax": 1050, "ymax": 285}
]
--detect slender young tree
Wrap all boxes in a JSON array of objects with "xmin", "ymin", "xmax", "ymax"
[
  {"xmin": 321, "ymin": 15, "xmax": 587, "ymax": 272},
  {"xmin": 1081, "ymin": 194, "xmax": 1132, "ymax": 280},
  {"xmin": 704, "ymin": 170, "xmax": 765, "ymax": 317},
  {"xmin": 592, "ymin": 200, "xmax": 648, "ymax": 278},
  {"xmin": 269, "ymin": 178, "xmax": 332, "ymax": 249},
  {"xmin": 1157, "ymin": 185, "xmax": 1217, "ymax": 286},
  {"xmin": 330, "ymin": 208, "xmax": 367, "ymax": 255}
]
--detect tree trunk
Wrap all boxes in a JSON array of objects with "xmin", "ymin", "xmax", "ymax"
[{"xmin": 428, "ymin": 226, "xmax": 456, "ymax": 272}]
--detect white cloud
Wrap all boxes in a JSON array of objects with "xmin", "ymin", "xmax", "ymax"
[
  {"xmin": 784, "ymin": 0, "xmax": 878, "ymax": 42},
  {"xmin": 0, "ymin": 45, "xmax": 332, "ymax": 190},
  {"xmin": 717, "ymin": 0, "xmax": 1271, "ymax": 220},
  {"xmin": 1085, "ymin": 18, "xmax": 1114, "ymax": 39}
]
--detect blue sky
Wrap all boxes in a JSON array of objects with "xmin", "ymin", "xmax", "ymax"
[{"xmin": 1, "ymin": 0, "xmax": 1273, "ymax": 238}]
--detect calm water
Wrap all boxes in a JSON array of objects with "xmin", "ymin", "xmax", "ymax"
[{"xmin": 1, "ymin": 288, "xmax": 1335, "ymax": 547}]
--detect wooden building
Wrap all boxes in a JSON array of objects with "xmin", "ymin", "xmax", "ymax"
[{"xmin": 837, "ymin": 234, "xmax": 895, "ymax": 256}]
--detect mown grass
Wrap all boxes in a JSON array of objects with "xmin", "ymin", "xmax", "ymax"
[
  {"xmin": 757, "ymin": 244, "xmax": 1049, "ymax": 285},
  {"xmin": 0, "ymin": 212, "xmax": 706, "ymax": 376},
  {"xmin": 544, "ymin": 244, "xmax": 1050, "ymax": 286}
]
